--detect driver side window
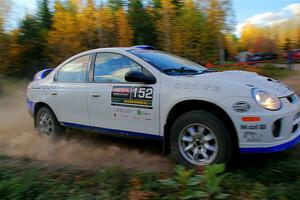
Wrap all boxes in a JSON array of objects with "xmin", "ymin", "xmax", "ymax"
[
  {"xmin": 93, "ymin": 53, "xmax": 142, "ymax": 83},
  {"xmin": 56, "ymin": 55, "xmax": 90, "ymax": 83}
]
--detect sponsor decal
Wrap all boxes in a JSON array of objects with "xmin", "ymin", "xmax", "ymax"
[
  {"xmin": 244, "ymin": 131, "xmax": 263, "ymax": 141},
  {"xmin": 240, "ymin": 124, "xmax": 266, "ymax": 130},
  {"xmin": 174, "ymin": 83, "xmax": 220, "ymax": 91},
  {"xmin": 232, "ymin": 101, "xmax": 251, "ymax": 113},
  {"xmin": 111, "ymin": 86, "xmax": 153, "ymax": 109},
  {"xmin": 112, "ymin": 107, "xmax": 153, "ymax": 121}
]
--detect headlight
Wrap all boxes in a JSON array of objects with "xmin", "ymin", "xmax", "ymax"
[{"xmin": 252, "ymin": 88, "xmax": 281, "ymax": 111}]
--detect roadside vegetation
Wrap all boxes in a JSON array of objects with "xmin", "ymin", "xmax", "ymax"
[
  {"xmin": 215, "ymin": 63, "xmax": 295, "ymax": 79},
  {"xmin": 1, "ymin": 150, "xmax": 300, "ymax": 200}
]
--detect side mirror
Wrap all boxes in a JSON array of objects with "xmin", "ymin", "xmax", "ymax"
[{"xmin": 125, "ymin": 71, "xmax": 156, "ymax": 84}]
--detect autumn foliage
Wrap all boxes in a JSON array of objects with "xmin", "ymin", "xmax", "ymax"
[
  {"xmin": 0, "ymin": 0, "xmax": 236, "ymax": 77},
  {"xmin": 0, "ymin": 0, "xmax": 299, "ymax": 78}
]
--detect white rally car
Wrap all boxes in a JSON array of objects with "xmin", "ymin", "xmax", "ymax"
[{"xmin": 27, "ymin": 46, "xmax": 300, "ymax": 167}]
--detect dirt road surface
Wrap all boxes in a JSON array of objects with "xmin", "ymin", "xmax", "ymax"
[
  {"xmin": 0, "ymin": 84, "xmax": 172, "ymax": 172},
  {"xmin": 0, "ymin": 64, "xmax": 299, "ymax": 171}
]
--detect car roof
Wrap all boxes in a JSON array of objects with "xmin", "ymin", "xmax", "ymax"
[
  {"xmin": 79, "ymin": 47, "xmax": 131, "ymax": 54},
  {"xmin": 79, "ymin": 46, "xmax": 155, "ymax": 55}
]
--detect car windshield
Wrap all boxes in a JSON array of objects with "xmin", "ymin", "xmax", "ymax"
[{"xmin": 128, "ymin": 50, "xmax": 207, "ymax": 75}]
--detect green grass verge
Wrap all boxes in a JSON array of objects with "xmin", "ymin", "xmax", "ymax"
[
  {"xmin": 1, "ymin": 150, "xmax": 300, "ymax": 200},
  {"xmin": 215, "ymin": 63, "xmax": 295, "ymax": 80},
  {"xmin": 259, "ymin": 64, "xmax": 295, "ymax": 79}
]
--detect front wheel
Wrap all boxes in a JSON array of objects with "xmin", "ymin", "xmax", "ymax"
[
  {"xmin": 35, "ymin": 107, "xmax": 64, "ymax": 137},
  {"xmin": 170, "ymin": 110, "xmax": 233, "ymax": 168}
]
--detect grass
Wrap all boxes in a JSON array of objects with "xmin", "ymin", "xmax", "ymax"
[
  {"xmin": 1, "ymin": 150, "xmax": 300, "ymax": 200},
  {"xmin": 258, "ymin": 64, "xmax": 295, "ymax": 79},
  {"xmin": 0, "ymin": 158, "xmax": 130, "ymax": 199},
  {"xmin": 225, "ymin": 154, "xmax": 300, "ymax": 200}
]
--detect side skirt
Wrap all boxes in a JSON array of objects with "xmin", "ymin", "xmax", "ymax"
[{"xmin": 60, "ymin": 121, "xmax": 163, "ymax": 141}]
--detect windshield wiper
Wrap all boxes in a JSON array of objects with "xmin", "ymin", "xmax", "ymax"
[
  {"xmin": 162, "ymin": 67, "xmax": 199, "ymax": 74},
  {"xmin": 197, "ymin": 68, "xmax": 218, "ymax": 74}
]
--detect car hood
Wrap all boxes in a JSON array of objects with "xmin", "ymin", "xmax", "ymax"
[{"xmin": 197, "ymin": 70, "xmax": 294, "ymax": 97}]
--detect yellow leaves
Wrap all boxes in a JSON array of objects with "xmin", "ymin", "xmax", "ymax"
[
  {"xmin": 115, "ymin": 8, "xmax": 133, "ymax": 46},
  {"xmin": 239, "ymin": 17, "xmax": 300, "ymax": 54},
  {"xmin": 47, "ymin": 1, "xmax": 83, "ymax": 64},
  {"xmin": 224, "ymin": 34, "xmax": 238, "ymax": 59},
  {"xmin": 184, "ymin": 0, "xmax": 195, "ymax": 10},
  {"xmin": 96, "ymin": 6, "xmax": 116, "ymax": 47},
  {"xmin": 47, "ymin": 0, "xmax": 133, "ymax": 62},
  {"xmin": 97, "ymin": 7, "xmax": 115, "ymax": 31}
]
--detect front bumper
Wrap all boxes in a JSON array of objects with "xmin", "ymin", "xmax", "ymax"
[
  {"xmin": 226, "ymin": 94, "xmax": 300, "ymax": 153},
  {"xmin": 240, "ymin": 130, "xmax": 300, "ymax": 153}
]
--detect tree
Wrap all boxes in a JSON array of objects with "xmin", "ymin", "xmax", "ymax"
[
  {"xmin": 128, "ymin": 0, "xmax": 157, "ymax": 45},
  {"xmin": 108, "ymin": 0, "xmax": 123, "ymax": 11},
  {"xmin": 115, "ymin": 7, "xmax": 133, "ymax": 46},
  {"xmin": 0, "ymin": 0, "xmax": 12, "ymax": 74},
  {"xmin": 156, "ymin": 0, "xmax": 176, "ymax": 51},
  {"xmin": 296, "ymin": 28, "xmax": 300, "ymax": 48},
  {"xmin": 16, "ymin": 15, "xmax": 47, "ymax": 76},
  {"xmin": 47, "ymin": 0, "xmax": 83, "ymax": 65},
  {"xmin": 204, "ymin": 0, "xmax": 234, "ymax": 63},
  {"xmin": 283, "ymin": 38, "xmax": 292, "ymax": 51},
  {"xmin": 77, "ymin": 0, "xmax": 98, "ymax": 49},
  {"xmin": 239, "ymin": 23, "xmax": 259, "ymax": 52},
  {"xmin": 96, "ymin": 6, "xmax": 117, "ymax": 47},
  {"xmin": 224, "ymin": 33, "xmax": 238, "ymax": 60},
  {"xmin": 172, "ymin": 0, "xmax": 206, "ymax": 63},
  {"xmin": 37, "ymin": 0, "xmax": 53, "ymax": 30}
]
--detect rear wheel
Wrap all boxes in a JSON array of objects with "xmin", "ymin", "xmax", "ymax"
[
  {"xmin": 35, "ymin": 107, "xmax": 64, "ymax": 137},
  {"xmin": 170, "ymin": 110, "xmax": 233, "ymax": 168}
]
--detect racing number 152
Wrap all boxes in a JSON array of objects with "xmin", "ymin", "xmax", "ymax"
[{"xmin": 132, "ymin": 87, "xmax": 153, "ymax": 100}]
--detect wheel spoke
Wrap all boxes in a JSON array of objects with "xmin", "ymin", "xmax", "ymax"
[
  {"xmin": 203, "ymin": 133, "xmax": 214, "ymax": 142},
  {"xmin": 200, "ymin": 148, "xmax": 209, "ymax": 160},
  {"xmin": 193, "ymin": 148, "xmax": 199, "ymax": 160},
  {"xmin": 182, "ymin": 136, "xmax": 193, "ymax": 142},
  {"xmin": 204, "ymin": 143, "xmax": 216, "ymax": 152},
  {"xmin": 187, "ymin": 127, "xmax": 197, "ymax": 136},
  {"xmin": 197, "ymin": 126, "xmax": 205, "ymax": 135},
  {"xmin": 184, "ymin": 144, "xmax": 194, "ymax": 152}
]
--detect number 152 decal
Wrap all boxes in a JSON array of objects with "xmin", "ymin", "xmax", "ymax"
[
  {"xmin": 111, "ymin": 86, "xmax": 154, "ymax": 109},
  {"xmin": 131, "ymin": 87, "xmax": 153, "ymax": 100}
]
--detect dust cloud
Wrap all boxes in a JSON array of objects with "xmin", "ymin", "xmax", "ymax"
[{"xmin": 0, "ymin": 83, "xmax": 172, "ymax": 172}]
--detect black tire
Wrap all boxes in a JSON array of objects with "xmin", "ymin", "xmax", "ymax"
[
  {"xmin": 35, "ymin": 107, "xmax": 64, "ymax": 138},
  {"xmin": 170, "ymin": 110, "xmax": 233, "ymax": 168}
]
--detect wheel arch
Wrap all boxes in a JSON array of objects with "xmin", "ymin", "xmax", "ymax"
[
  {"xmin": 163, "ymin": 99, "xmax": 239, "ymax": 155},
  {"xmin": 33, "ymin": 102, "xmax": 57, "ymax": 127}
]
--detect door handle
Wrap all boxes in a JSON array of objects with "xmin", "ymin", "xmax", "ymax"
[
  {"xmin": 51, "ymin": 92, "xmax": 57, "ymax": 96},
  {"xmin": 91, "ymin": 93, "xmax": 101, "ymax": 98}
]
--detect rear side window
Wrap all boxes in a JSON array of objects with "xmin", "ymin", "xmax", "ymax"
[
  {"xmin": 56, "ymin": 55, "xmax": 90, "ymax": 83},
  {"xmin": 93, "ymin": 53, "xmax": 142, "ymax": 82}
]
